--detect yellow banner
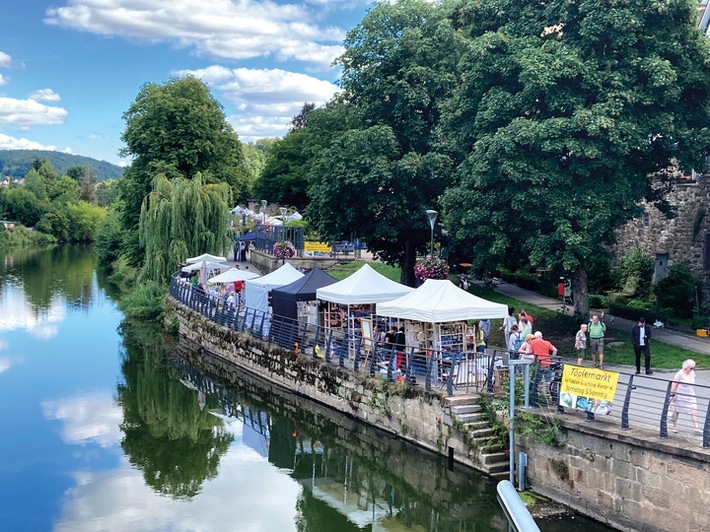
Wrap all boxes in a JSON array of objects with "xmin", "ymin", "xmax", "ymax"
[
  {"xmin": 560, "ymin": 365, "xmax": 619, "ymax": 402},
  {"xmin": 304, "ymin": 241, "xmax": 332, "ymax": 253}
]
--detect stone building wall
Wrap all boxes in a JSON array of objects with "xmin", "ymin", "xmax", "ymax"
[
  {"xmin": 166, "ymin": 296, "xmax": 482, "ymax": 470},
  {"xmin": 517, "ymin": 414, "xmax": 710, "ymax": 532},
  {"xmin": 614, "ymin": 175, "xmax": 710, "ymax": 292}
]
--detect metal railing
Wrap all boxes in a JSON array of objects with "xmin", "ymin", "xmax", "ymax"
[
  {"xmin": 522, "ymin": 358, "xmax": 710, "ymax": 448},
  {"xmin": 170, "ymin": 275, "xmax": 507, "ymax": 396}
]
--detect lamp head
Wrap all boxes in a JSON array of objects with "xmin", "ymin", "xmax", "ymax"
[{"xmin": 425, "ymin": 209, "xmax": 438, "ymax": 229}]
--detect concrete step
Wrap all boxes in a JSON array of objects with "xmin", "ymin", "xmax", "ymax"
[
  {"xmin": 471, "ymin": 427, "xmax": 494, "ymax": 439},
  {"xmin": 444, "ymin": 394, "xmax": 480, "ymax": 407},
  {"xmin": 451, "ymin": 404, "xmax": 482, "ymax": 415},
  {"xmin": 480, "ymin": 451, "xmax": 509, "ymax": 465},
  {"xmin": 486, "ymin": 463, "xmax": 511, "ymax": 476},
  {"xmin": 454, "ymin": 412, "xmax": 484, "ymax": 424}
]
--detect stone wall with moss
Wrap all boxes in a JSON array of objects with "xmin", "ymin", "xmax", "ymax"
[
  {"xmin": 516, "ymin": 413, "xmax": 710, "ymax": 532},
  {"xmin": 166, "ymin": 297, "xmax": 484, "ymax": 471}
]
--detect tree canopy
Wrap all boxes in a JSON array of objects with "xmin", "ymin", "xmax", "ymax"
[
  {"xmin": 441, "ymin": 0, "xmax": 710, "ymax": 316},
  {"xmin": 119, "ymin": 76, "xmax": 248, "ymax": 266}
]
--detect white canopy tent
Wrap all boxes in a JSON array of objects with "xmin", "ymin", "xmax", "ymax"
[
  {"xmin": 185, "ymin": 253, "xmax": 227, "ymax": 264},
  {"xmin": 376, "ymin": 278, "xmax": 508, "ymax": 322},
  {"xmin": 316, "ymin": 263, "xmax": 414, "ymax": 354},
  {"xmin": 243, "ymin": 262, "xmax": 304, "ymax": 314},
  {"xmin": 181, "ymin": 261, "xmax": 226, "ymax": 273},
  {"xmin": 208, "ymin": 268, "xmax": 261, "ymax": 284},
  {"xmin": 316, "ymin": 263, "xmax": 413, "ymax": 305}
]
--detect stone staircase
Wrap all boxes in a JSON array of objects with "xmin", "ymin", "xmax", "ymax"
[{"xmin": 446, "ymin": 395, "xmax": 510, "ymax": 480}]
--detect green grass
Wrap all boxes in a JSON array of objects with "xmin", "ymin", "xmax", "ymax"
[{"xmin": 327, "ymin": 260, "xmax": 402, "ymax": 282}]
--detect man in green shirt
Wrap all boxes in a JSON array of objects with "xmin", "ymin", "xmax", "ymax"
[{"xmin": 588, "ymin": 314, "xmax": 607, "ymax": 369}]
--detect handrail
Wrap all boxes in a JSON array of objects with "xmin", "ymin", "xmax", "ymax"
[{"xmin": 496, "ymin": 480, "xmax": 540, "ymax": 532}]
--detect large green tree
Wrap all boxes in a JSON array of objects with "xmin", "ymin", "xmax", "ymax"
[
  {"xmin": 442, "ymin": 0, "xmax": 710, "ymax": 316},
  {"xmin": 119, "ymin": 76, "xmax": 248, "ymax": 265},
  {"xmin": 307, "ymin": 0, "xmax": 460, "ymax": 285}
]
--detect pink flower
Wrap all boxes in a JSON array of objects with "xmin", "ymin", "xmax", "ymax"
[
  {"xmin": 273, "ymin": 240, "xmax": 296, "ymax": 259},
  {"xmin": 414, "ymin": 255, "xmax": 449, "ymax": 281}
]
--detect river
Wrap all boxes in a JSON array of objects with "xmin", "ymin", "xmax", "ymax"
[{"xmin": 0, "ymin": 245, "xmax": 613, "ymax": 531}]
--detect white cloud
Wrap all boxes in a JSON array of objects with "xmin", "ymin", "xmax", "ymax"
[
  {"xmin": 0, "ymin": 51, "xmax": 11, "ymax": 68},
  {"xmin": 42, "ymin": 392, "xmax": 123, "ymax": 447},
  {"xmin": 0, "ymin": 284, "xmax": 66, "ymax": 334},
  {"xmin": 0, "ymin": 74, "xmax": 8, "ymax": 86},
  {"xmin": 179, "ymin": 66, "xmax": 338, "ymax": 141},
  {"xmin": 0, "ymin": 96, "xmax": 68, "ymax": 129},
  {"xmin": 29, "ymin": 88, "xmax": 62, "ymax": 102},
  {"xmin": 0, "ymin": 134, "xmax": 66, "ymax": 151},
  {"xmin": 45, "ymin": 0, "xmax": 347, "ymax": 69}
]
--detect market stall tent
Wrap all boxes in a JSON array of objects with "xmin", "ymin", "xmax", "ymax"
[
  {"xmin": 243, "ymin": 262, "xmax": 304, "ymax": 314},
  {"xmin": 376, "ymin": 278, "xmax": 508, "ymax": 322},
  {"xmin": 316, "ymin": 263, "xmax": 413, "ymax": 305},
  {"xmin": 208, "ymin": 268, "xmax": 261, "ymax": 284},
  {"xmin": 271, "ymin": 268, "xmax": 337, "ymax": 320},
  {"xmin": 185, "ymin": 253, "xmax": 227, "ymax": 264}
]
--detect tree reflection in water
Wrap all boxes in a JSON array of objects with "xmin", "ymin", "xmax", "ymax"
[
  {"xmin": 174, "ymin": 347, "xmax": 508, "ymax": 531},
  {"xmin": 117, "ymin": 321, "xmax": 233, "ymax": 499}
]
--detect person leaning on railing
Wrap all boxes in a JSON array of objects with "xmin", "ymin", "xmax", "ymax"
[{"xmin": 529, "ymin": 331, "xmax": 558, "ymax": 393}]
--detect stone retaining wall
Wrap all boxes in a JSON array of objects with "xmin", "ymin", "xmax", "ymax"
[
  {"xmin": 249, "ymin": 249, "xmax": 357, "ymax": 275},
  {"xmin": 166, "ymin": 296, "xmax": 482, "ymax": 470},
  {"xmin": 517, "ymin": 413, "xmax": 710, "ymax": 532}
]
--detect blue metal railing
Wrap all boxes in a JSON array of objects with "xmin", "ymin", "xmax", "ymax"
[{"xmin": 170, "ymin": 274, "xmax": 505, "ymax": 396}]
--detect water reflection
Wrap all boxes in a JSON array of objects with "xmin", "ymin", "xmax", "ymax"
[{"xmin": 173, "ymin": 345, "xmax": 509, "ymax": 531}]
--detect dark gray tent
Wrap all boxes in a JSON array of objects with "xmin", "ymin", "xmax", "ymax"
[
  {"xmin": 271, "ymin": 268, "xmax": 337, "ymax": 320},
  {"xmin": 269, "ymin": 268, "xmax": 337, "ymax": 350}
]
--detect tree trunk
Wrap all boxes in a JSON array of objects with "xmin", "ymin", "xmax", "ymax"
[
  {"xmin": 400, "ymin": 238, "xmax": 417, "ymax": 287},
  {"xmin": 572, "ymin": 265, "xmax": 589, "ymax": 321}
]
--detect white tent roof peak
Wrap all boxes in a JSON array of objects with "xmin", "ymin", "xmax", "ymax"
[
  {"xmin": 185, "ymin": 253, "xmax": 227, "ymax": 264},
  {"xmin": 208, "ymin": 268, "xmax": 261, "ymax": 284},
  {"xmin": 376, "ymin": 278, "xmax": 509, "ymax": 323},
  {"xmin": 181, "ymin": 261, "xmax": 225, "ymax": 273},
  {"xmin": 317, "ymin": 263, "xmax": 413, "ymax": 305}
]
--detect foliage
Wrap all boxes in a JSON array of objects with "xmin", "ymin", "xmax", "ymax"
[
  {"xmin": 515, "ymin": 410, "xmax": 564, "ymax": 448},
  {"xmin": 66, "ymin": 201, "xmax": 106, "ymax": 242},
  {"xmin": 289, "ymin": 102, "xmax": 316, "ymax": 133},
  {"xmin": 253, "ymin": 131, "xmax": 312, "ymax": 211},
  {"xmin": 119, "ymin": 281, "xmax": 168, "ymax": 321},
  {"xmin": 414, "ymin": 255, "xmax": 449, "ymax": 282},
  {"xmin": 119, "ymin": 76, "xmax": 249, "ymax": 265},
  {"xmin": 441, "ymin": 0, "xmax": 710, "ymax": 319},
  {"xmin": 36, "ymin": 211, "xmax": 71, "ymax": 242},
  {"xmin": 0, "ymin": 225, "xmax": 56, "ymax": 248},
  {"xmin": 3, "ymin": 187, "xmax": 46, "ymax": 226},
  {"xmin": 95, "ymin": 178, "xmax": 121, "ymax": 207},
  {"xmin": 95, "ymin": 210, "xmax": 125, "ymax": 265},
  {"xmin": 0, "ymin": 149, "xmax": 123, "ymax": 181},
  {"xmin": 616, "ymin": 248, "xmax": 654, "ymax": 298},
  {"xmin": 307, "ymin": 1, "xmax": 459, "ymax": 286},
  {"xmin": 653, "ymin": 263, "xmax": 703, "ymax": 319},
  {"xmin": 138, "ymin": 173, "xmax": 231, "ymax": 283},
  {"xmin": 272, "ymin": 240, "xmax": 296, "ymax": 259}
]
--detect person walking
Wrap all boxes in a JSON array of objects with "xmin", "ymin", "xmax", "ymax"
[
  {"xmin": 479, "ymin": 318, "xmax": 491, "ymax": 344},
  {"xmin": 631, "ymin": 317, "xmax": 653, "ymax": 375},
  {"xmin": 588, "ymin": 314, "xmax": 607, "ymax": 369},
  {"xmin": 501, "ymin": 307, "xmax": 517, "ymax": 351},
  {"xmin": 670, "ymin": 359, "xmax": 701, "ymax": 435},
  {"xmin": 575, "ymin": 323, "xmax": 588, "ymax": 366}
]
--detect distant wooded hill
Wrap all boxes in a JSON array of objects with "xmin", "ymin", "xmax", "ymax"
[{"xmin": 0, "ymin": 150, "xmax": 124, "ymax": 181}]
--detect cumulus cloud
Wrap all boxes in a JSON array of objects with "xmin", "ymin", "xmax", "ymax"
[
  {"xmin": 42, "ymin": 392, "xmax": 123, "ymax": 447},
  {"xmin": 29, "ymin": 88, "xmax": 62, "ymax": 102},
  {"xmin": 0, "ymin": 134, "xmax": 63, "ymax": 151},
  {"xmin": 45, "ymin": 0, "xmax": 347, "ymax": 69},
  {"xmin": 178, "ymin": 66, "xmax": 338, "ymax": 141},
  {"xmin": 0, "ymin": 96, "xmax": 68, "ymax": 129},
  {"xmin": 0, "ymin": 51, "xmax": 11, "ymax": 68}
]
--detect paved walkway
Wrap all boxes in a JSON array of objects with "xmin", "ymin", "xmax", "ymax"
[{"xmin": 494, "ymin": 280, "xmax": 710, "ymax": 355}]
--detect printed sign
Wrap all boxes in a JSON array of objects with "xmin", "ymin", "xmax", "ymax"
[
  {"xmin": 304, "ymin": 241, "xmax": 332, "ymax": 253},
  {"xmin": 559, "ymin": 365, "xmax": 619, "ymax": 414}
]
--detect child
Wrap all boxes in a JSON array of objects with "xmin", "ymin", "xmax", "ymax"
[{"xmin": 575, "ymin": 323, "xmax": 588, "ymax": 366}]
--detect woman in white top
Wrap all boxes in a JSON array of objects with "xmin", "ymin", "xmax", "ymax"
[{"xmin": 670, "ymin": 359, "xmax": 701, "ymax": 434}]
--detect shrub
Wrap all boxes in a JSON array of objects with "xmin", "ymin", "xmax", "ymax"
[
  {"xmin": 617, "ymin": 248, "xmax": 654, "ymax": 298},
  {"xmin": 653, "ymin": 264, "xmax": 702, "ymax": 319},
  {"xmin": 119, "ymin": 281, "xmax": 167, "ymax": 321}
]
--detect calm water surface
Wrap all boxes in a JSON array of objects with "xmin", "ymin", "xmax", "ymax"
[{"xmin": 0, "ymin": 246, "xmax": 613, "ymax": 531}]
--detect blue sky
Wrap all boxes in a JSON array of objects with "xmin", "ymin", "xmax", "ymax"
[{"xmin": 0, "ymin": 0, "xmax": 374, "ymax": 166}]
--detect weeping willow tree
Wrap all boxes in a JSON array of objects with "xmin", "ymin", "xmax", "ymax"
[{"xmin": 139, "ymin": 172, "xmax": 231, "ymax": 283}]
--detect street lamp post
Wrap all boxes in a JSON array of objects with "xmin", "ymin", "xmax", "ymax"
[
  {"xmin": 261, "ymin": 200, "xmax": 267, "ymax": 225},
  {"xmin": 426, "ymin": 209, "xmax": 438, "ymax": 257},
  {"xmin": 279, "ymin": 207, "xmax": 287, "ymax": 241}
]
